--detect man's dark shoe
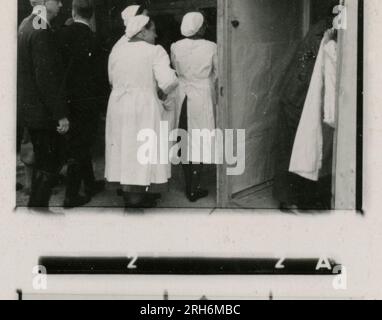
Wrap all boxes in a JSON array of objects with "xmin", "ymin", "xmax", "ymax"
[
  {"xmin": 63, "ymin": 195, "xmax": 91, "ymax": 209},
  {"xmin": 86, "ymin": 180, "xmax": 105, "ymax": 198}
]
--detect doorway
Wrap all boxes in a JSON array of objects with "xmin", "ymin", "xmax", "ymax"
[{"xmin": 217, "ymin": 0, "xmax": 353, "ymax": 210}]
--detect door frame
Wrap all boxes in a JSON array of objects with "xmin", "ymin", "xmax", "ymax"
[
  {"xmin": 332, "ymin": 0, "xmax": 361, "ymax": 210},
  {"xmin": 216, "ymin": 0, "xmax": 231, "ymax": 208}
]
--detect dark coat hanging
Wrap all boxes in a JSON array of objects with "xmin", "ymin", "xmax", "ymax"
[{"xmin": 273, "ymin": 18, "xmax": 333, "ymax": 207}]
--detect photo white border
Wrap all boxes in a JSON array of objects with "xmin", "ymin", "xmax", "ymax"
[{"xmin": 0, "ymin": 0, "xmax": 381, "ymax": 300}]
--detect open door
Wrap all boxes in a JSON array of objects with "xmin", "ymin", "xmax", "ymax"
[{"xmin": 218, "ymin": 0, "xmax": 306, "ymax": 207}]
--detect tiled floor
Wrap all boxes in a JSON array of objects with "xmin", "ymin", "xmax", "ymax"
[
  {"xmin": 17, "ymin": 158, "xmax": 281, "ymax": 210},
  {"xmin": 16, "ymin": 158, "xmax": 218, "ymax": 209}
]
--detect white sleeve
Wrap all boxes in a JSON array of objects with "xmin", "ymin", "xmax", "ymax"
[
  {"xmin": 170, "ymin": 43, "xmax": 177, "ymax": 70},
  {"xmin": 153, "ymin": 45, "xmax": 179, "ymax": 94},
  {"xmin": 108, "ymin": 47, "xmax": 117, "ymax": 87},
  {"xmin": 108, "ymin": 53, "xmax": 113, "ymax": 86}
]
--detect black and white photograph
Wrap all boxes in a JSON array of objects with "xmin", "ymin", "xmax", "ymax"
[
  {"xmin": 0, "ymin": 0, "xmax": 381, "ymax": 301},
  {"xmin": 15, "ymin": 0, "xmax": 362, "ymax": 211}
]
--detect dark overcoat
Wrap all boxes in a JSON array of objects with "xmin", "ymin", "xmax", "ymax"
[{"xmin": 18, "ymin": 14, "xmax": 67, "ymax": 130}]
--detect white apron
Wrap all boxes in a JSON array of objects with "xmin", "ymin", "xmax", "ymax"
[{"xmin": 178, "ymin": 77, "xmax": 216, "ymax": 163}]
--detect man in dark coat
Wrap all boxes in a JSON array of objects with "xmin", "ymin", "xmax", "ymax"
[
  {"xmin": 18, "ymin": 0, "xmax": 69, "ymax": 208},
  {"xmin": 58, "ymin": 0, "xmax": 104, "ymax": 208},
  {"xmin": 273, "ymin": 12, "xmax": 336, "ymax": 210}
]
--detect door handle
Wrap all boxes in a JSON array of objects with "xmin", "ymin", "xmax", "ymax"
[{"xmin": 231, "ymin": 20, "xmax": 240, "ymax": 28}]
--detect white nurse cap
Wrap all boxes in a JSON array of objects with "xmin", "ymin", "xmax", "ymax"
[
  {"xmin": 181, "ymin": 12, "xmax": 205, "ymax": 37},
  {"xmin": 125, "ymin": 15, "xmax": 150, "ymax": 39},
  {"xmin": 121, "ymin": 5, "xmax": 141, "ymax": 27}
]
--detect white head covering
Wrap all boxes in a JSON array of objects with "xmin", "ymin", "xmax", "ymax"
[
  {"xmin": 181, "ymin": 12, "xmax": 204, "ymax": 37},
  {"xmin": 121, "ymin": 5, "xmax": 140, "ymax": 27},
  {"xmin": 125, "ymin": 15, "xmax": 150, "ymax": 39}
]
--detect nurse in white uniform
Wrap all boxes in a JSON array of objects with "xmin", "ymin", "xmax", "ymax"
[
  {"xmin": 105, "ymin": 14, "xmax": 178, "ymax": 208},
  {"xmin": 171, "ymin": 12, "xmax": 218, "ymax": 202}
]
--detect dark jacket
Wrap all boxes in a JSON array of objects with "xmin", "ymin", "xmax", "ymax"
[
  {"xmin": 18, "ymin": 14, "xmax": 67, "ymax": 129},
  {"xmin": 57, "ymin": 22, "xmax": 100, "ymax": 147},
  {"xmin": 280, "ymin": 19, "xmax": 331, "ymax": 128}
]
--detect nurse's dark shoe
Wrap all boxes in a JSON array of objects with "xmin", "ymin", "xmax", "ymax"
[
  {"xmin": 124, "ymin": 200, "xmax": 158, "ymax": 209},
  {"xmin": 123, "ymin": 192, "xmax": 158, "ymax": 209},
  {"xmin": 141, "ymin": 196, "xmax": 159, "ymax": 208},
  {"xmin": 188, "ymin": 189, "xmax": 209, "ymax": 203},
  {"xmin": 146, "ymin": 193, "xmax": 162, "ymax": 202},
  {"xmin": 118, "ymin": 189, "xmax": 161, "ymax": 201}
]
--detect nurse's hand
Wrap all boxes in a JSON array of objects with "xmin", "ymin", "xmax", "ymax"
[{"xmin": 57, "ymin": 118, "xmax": 70, "ymax": 135}]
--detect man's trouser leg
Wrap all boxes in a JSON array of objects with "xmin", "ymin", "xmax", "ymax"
[
  {"xmin": 28, "ymin": 129, "xmax": 63, "ymax": 208},
  {"xmin": 81, "ymin": 149, "xmax": 96, "ymax": 196},
  {"xmin": 179, "ymin": 96, "xmax": 191, "ymax": 196},
  {"xmin": 64, "ymin": 142, "xmax": 95, "ymax": 208},
  {"xmin": 65, "ymin": 157, "xmax": 83, "ymax": 202}
]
